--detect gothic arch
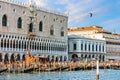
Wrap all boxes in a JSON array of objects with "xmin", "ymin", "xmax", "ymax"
[
  {"xmin": 2, "ymin": 14, "xmax": 7, "ymax": 26},
  {"xmin": 39, "ymin": 21, "xmax": 43, "ymax": 31},
  {"xmin": 17, "ymin": 17, "xmax": 22, "ymax": 28}
]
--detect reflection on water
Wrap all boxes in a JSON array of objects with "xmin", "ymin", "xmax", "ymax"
[{"xmin": 0, "ymin": 69, "xmax": 120, "ymax": 80}]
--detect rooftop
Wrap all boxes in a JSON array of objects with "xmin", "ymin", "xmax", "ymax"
[{"xmin": 68, "ymin": 25, "xmax": 118, "ymax": 35}]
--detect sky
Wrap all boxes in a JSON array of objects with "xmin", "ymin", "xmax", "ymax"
[{"xmin": 14, "ymin": 0, "xmax": 120, "ymax": 33}]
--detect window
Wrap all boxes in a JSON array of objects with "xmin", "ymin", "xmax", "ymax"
[
  {"xmin": 2, "ymin": 14, "xmax": 7, "ymax": 26},
  {"xmin": 39, "ymin": 21, "xmax": 43, "ymax": 32},
  {"xmin": 103, "ymin": 46, "xmax": 104, "ymax": 52},
  {"xmin": 0, "ymin": 5, "xmax": 1, "ymax": 9},
  {"xmin": 73, "ymin": 43, "xmax": 77, "ymax": 50},
  {"xmin": 99, "ymin": 45, "xmax": 101, "ymax": 51},
  {"xmin": 81, "ymin": 43, "xmax": 83, "ymax": 50},
  {"xmin": 92, "ymin": 44, "xmax": 94, "ymax": 51},
  {"xmin": 29, "ymin": 23, "xmax": 33, "ymax": 32},
  {"xmin": 60, "ymin": 20, "xmax": 62, "ymax": 23},
  {"xmin": 23, "ymin": 11, "xmax": 26, "ymax": 14},
  {"xmin": 96, "ymin": 44, "xmax": 98, "ymax": 51},
  {"xmin": 88, "ymin": 44, "xmax": 90, "ymax": 51},
  {"xmin": 61, "ymin": 27, "xmax": 64, "ymax": 37},
  {"xmin": 17, "ymin": 17, "xmax": 22, "ymax": 28},
  {"xmin": 13, "ymin": 9, "xmax": 16, "ymax": 12},
  {"xmin": 50, "ymin": 25, "xmax": 54, "ymax": 35}
]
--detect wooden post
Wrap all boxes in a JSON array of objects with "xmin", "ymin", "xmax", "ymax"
[{"xmin": 96, "ymin": 57, "xmax": 99, "ymax": 80}]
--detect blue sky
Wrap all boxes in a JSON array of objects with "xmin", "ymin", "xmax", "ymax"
[{"xmin": 15, "ymin": 0, "xmax": 120, "ymax": 33}]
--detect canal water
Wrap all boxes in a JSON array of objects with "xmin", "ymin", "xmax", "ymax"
[{"xmin": 0, "ymin": 69, "xmax": 120, "ymax": 80}]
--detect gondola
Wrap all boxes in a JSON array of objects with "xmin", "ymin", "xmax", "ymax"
[
  {"xmin": 9, "ymin": 67, "xmax": 34, "ymax": 73},
  {"xmin": 0, "ymin": 68, "xmax": 7, "ymax": 73}
]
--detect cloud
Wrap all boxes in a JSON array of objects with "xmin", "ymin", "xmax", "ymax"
[
  {"xmin": 55, "ymin": 0, "xmax": 106, "ymax": 24},
  {"xmin": 103, "ymin": 18, "xmax": 120, "ymax": 27},
  {"xmin": 102, "ymin": 18, "xmax": 120, "ymax": 33}
]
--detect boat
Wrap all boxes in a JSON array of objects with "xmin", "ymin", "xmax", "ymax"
[
  {"xmin": 61, "ymin": 66, "xmax": 69, "ymax": 71},
  {"xmin": 46, "ymin": 66, "xmax": 63, "ymax": 72},
  {"xmin": 9, "ymin": 67, "xmax": 34, "ymax": 73},
  {"xmin": 0, "ymin": 68, "xmax": 7, "ymax": 73}
]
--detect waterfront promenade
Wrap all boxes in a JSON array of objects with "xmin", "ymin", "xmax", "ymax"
[{"xmin": 0, "ymin": 61, "xmax": 120, "ymax": 73}]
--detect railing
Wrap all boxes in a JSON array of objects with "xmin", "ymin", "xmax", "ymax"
[{"xmin": 0, "ymin": 0, "xmax": 27, "ymax": 7}]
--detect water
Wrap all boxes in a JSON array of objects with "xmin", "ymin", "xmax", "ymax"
[{"xmin": 0, "ymin": 69, "xmax": 120, "ymax": 80}]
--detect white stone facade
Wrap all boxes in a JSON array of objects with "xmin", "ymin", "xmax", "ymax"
[
  {"xmin": 68, "ymin": 26, "xmax": 120, "ymax": 61},
  {"xmin": 0, "ymin": 0, "xmax": 68, "ymax": 62},
  {"xmin": 68, "ymin": 35, "xmax": 106, "ymax": 62}
]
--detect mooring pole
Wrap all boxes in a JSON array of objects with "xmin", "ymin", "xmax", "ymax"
[{"xmin": 96, "ymin": 57, "xmax": 99, "ymax": 80}]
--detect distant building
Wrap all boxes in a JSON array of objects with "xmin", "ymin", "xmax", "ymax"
[
  {"xmin": 0, "ymin": 0, "xmax": 68, "ymax": 63},
  {"xmin": 68, "ymin": 25, "xmax": 120, "ymax": 61},
  {"xmin": 68, "ymin": 35, "xmax": 106, "ymax": 62}
]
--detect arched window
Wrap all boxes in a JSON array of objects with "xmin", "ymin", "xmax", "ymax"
[
  {"xmin": 2, "ymin": 14, "xmax": 7, "ymax": 26},
  {"xmin": 29, "ymin": 23, "xmax": 33, "ymax": 32},
  {"xmin": 39, "ymin": 21, "xmax": 43, "ymax": 31},
  {"xmin": 61, "ymin": 27, "xmax": 64, "ymax": 36},
  {"xmin": 17, "ymin": 17, "xmax": 22, "ymax": 28},
  {"xmin": 50, "ymin": 25, "xmax": 54, "ymax": 35}
]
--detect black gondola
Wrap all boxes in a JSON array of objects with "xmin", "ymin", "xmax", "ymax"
[{"xmin": 0, "ymin": 68, "xmax": 7, "ymax": 73}]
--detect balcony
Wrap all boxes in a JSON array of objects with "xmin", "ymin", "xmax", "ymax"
[{"xmin": 28, "ymin": 32, "xmax": 36, "ymax": 37}]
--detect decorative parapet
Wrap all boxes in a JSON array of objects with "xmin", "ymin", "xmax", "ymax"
[
  {"xmin": 0, "ymin": 0, "xmax": 68, "ymax": 17},
  {"xmin": 0, "ymin": 0, "xmax": 27, "ymax": 7}
]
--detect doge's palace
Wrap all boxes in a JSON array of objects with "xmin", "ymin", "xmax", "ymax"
[{"xmin": 0, "ymin": 0, "xmax": 68, "ymax": 63}]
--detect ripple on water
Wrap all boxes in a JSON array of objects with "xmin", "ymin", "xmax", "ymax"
[{"xmin": 0, "ymin": 69, "xmax": 120, "ymax": 80}]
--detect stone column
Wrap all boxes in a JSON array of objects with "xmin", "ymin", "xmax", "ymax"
[
  {"xmin": 6, "ymin": 39, "xmax": 7, "ymax": 50},
  {"xmin": 21, "ymin": 40, "xmax": 22, "ymax": 51},
  {"xmin": 90, "ymin": 42, "xmax": 92, "ymax": 52},
  {"xmin": 94, "ymin": 42, "xmax": 96, "ymax": 52},
  {"xmin": 77, "ymin": 40, "xmax": 81, "ymax": 52},
  {"xmin": 49, "ymin": 43, "xmax": 52, "ymax": 54},
  {"xmin": 97, "ymin": 43, "xmax": 99, "ymax": 52},
  {"xmin": 104, "ymin": 44, "xmax": 106, "ymax": 53},
  {"xmin": 83, "ymin": 41, "xmax": 85, "ymax": 51},
  {"xmin": 8, "ymin": 53, "xmax": 11, "ymax": 63},
  {"xmin": 22, "ymin": 40, "xmax": 24, "ymax": 51},
  {"xmin": 2, "ymin": 53, "xmax": 5, "ymax": 63},
  {"xmin": 0, "ymin": 38, "xmax": 1, "ymax": 50},
  {"xmin": 20, "ymin": 53, "xmax": 23, "ymax": 62},
  {"xmin": 86, "ymin": 42, "xmax": 89, "ymax": 52},
  {"xmin": 12, "ymin": 40, "xmax": 13, "ymax": 51},
  {"xmin": 3, "ymin": 39, "xmax": 4, "ymax": 50},
  {"xmin": 17, "ymin": 40, "xmax": 19, "ymax": 51},
  {"xmin": 15, "ymin": 39, "xmax": 16, "ymax": 51},
  {"xmin": 9, "ymin": 39, "xmax": 10, "ymax": 51},
  {"xmin": 47, "ymin": 42, "xmax": 49, "ymax": 53},
  {"xmin": 39, "ymin": 39, "xmax": 41, "ymax": 52}
]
